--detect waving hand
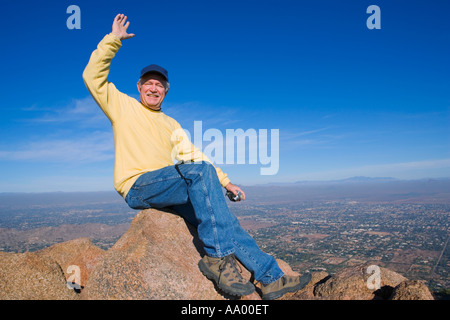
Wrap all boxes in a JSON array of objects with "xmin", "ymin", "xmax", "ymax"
[{"xmin": 112, "ymin": 14, "xmax": 135, "ymax": 40}]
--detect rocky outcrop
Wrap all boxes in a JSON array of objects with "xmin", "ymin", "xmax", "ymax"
[
  {"xmin": 313, "ymin": 264, "xmax": 407, "ymax": 300},
  {"xmin": 389, "ymin": 280, "xmax": 434, "ymax": 300},
  {"xmin": 0, "ymin": 250, "xmax": 78, "ymax": 300},
  {"xmin": 39, "ymin": 237, "xmax": 106, "ymax": 288},
  {"xmin": 0, "ymin": 208, "xmax": 435, "ymax": 300},
  {"xmin": 80, "ymin": 208, "xmax": 228, "ymax": 300}
]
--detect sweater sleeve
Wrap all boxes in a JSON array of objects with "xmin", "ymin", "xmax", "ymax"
[
  {"xmin": 172, "ymin": 122, "xmax": 231, "ymax": 188},
  {"xmin": 82, "ymin": 33, "xmax": 124, "ymax": 121}
]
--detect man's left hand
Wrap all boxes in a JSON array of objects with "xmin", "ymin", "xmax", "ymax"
[{"xmin": 225, "ymin": 183, "xmax": 246, "ymax": 201}]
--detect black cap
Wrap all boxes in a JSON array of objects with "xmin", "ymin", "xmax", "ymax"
[{"xmin": 140, "ymin": 64, "xmax": 169, "ymax": 82}]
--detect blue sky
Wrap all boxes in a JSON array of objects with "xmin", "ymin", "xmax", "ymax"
[{"xmin": 0, "ymin": 0, "xmax": 449, "ymax": 192}]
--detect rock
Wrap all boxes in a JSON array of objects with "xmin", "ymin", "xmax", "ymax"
[
  {"xmin": 81, "ymin": 208, "xmax": 228, "ymax": 300},
  {"xmin": 276, "ymin": 259, "xmax": 300, "ymax": 277},
  {"xmin": 314, "ymin": 263, "xmax": 407, "ymax": 300},
  {"xmin": 0, "ymin": 251, "xmax": 78, "ymax": 300},
  {"xmin": 39, "ymin": 238, "xmax": 105, "ymax": 288},
  {"xmin": 280, "ymin": 271, "xmax": 330, "ymax": 300},
  {"xmin": 390, "ymin": 280, "xmax": 434, "ymax": 300}
]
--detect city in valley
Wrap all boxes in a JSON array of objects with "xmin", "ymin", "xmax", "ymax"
[{"xmin": 0, "ymin": 178, "xmax": 449, "ymax": 297}]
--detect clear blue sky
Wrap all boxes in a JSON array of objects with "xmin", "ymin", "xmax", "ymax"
[{"xmin": 0, "ymin": 0, "xmax": 449, "ymax": 192}]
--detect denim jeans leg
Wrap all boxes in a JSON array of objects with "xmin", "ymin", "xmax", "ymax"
[
  {"xmin": 125, "ymin": 162, "xmax": 235, "ymax": 258},
  {"xmin": 174, "ymin": 161, "xmax": 235, "ymax": 258},
  {"xmin": 170, "ymin": 184, "xmax": 284, "ymax": 284},
  {"xmin": 229, "ymin": 213, "xmax": 284, "ymax": 284}
]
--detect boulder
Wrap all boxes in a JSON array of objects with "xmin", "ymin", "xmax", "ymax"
[
  {"xmin": 390, "ymin": 280, "xmax": 434, "ymax": 300},
  {"xmin": 314, "ymin": 263, "xmax": 407, "ymax": 300},
  {"xmin": 81, "ymin": 208, "xmax": 231, "ymax": 299},
  {"xmin": 39, "ymin": 237, "xmax": 105, "ymax": 288},
  {"xmin": 0, "ymin": 251, "xmax": 78, "ymax": 300}
]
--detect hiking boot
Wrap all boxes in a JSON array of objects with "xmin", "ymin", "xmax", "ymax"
[
  {"xmin": 261, "ymin": 273, "xmax": 312, "ymax": 300},
  {"xmin": 198, "ymin": 254, "xmax": 255, "ymax": 296}
]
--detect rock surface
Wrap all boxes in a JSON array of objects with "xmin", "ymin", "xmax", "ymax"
[
  {"xmin": 39, "ymin": 237, "xmax": 106, "ymax": 288},
  {"xmin": 81, "ymin": 208, "xmax": 226, "ymax": 300},
  {"xmin": 0, "ymin": 251, "xmax": 78, "ymax": 300},
  {"xmin": 0, "ymin": 208, "xmax": 435, "ymax": 300},
  {"xmin": 313, "ymin": 264, "xmax": 408, "ymax": 300},
  {"xmin": 389, "ymin": 280, "xmax": 434, "ymax": 300}
]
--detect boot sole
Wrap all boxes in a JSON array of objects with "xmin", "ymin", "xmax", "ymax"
[
  {"xmin": 262, "ymin": 272, "xmax": 312, "ymax": 300},
  {"xmin": 198, "ymin": 259, "xmax": 255, "ymax": 296}
]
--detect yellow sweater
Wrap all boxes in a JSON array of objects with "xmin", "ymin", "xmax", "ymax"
[{"xmin": 83, "ymin": 33, "xmax": 230, "ymax": 198}]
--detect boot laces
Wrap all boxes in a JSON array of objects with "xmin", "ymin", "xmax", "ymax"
[{"xmin": 218, "ymin": 255, "xmax": 245, "ymax": 283}]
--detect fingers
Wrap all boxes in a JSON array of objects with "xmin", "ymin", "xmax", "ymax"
[
  {"xmin": 225, "ymin": 182, "xmax": 245, "ymax": 200},
  {"xmin": 235, "ymin": 190, "xmax": 246, "ymax": 200},
  {"xmin": 121, "ymin": 15, "xmax": 128, "ymax": 27},
  {"xmin": 235, "ymin": 186, "xmax": 246, "ymax": 200},
  {"xmin": 234, "ymin": 186, "xmax": 246, "ymax": 200},
  {"xmin": 114, "ymin": 13, "xmax": 123, "ymax": 22},
  {"xmin": 114, "ymin": 14, "xmax": 128, "ymax": 26}
]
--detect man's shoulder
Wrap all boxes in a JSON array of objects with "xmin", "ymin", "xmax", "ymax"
[
  {"xmin": 161, "ymin": 112, "xmax": 181, "ymax": 127},
  {"xmin": 114, "ymin": 89, "xmax": 140, "ymax": 106}
]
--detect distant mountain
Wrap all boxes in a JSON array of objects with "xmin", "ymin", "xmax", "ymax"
[
  {"xmin": 245, "ymin": 177, "xmax": 450, "ymax": 204},
  {"xmin": 332, "ymin": 176, "xmax": 397, "ymax": 182},
  {"xmin": 0, "ymin": 191, "xmax": 123, "ymax": 207},
  {"xmin": 256, "ymin": 176, "xmax": 450, "ymax": 186},
  {"xmin": 294, "ymin": 176, "xmax": 398, "ymax": 184}
]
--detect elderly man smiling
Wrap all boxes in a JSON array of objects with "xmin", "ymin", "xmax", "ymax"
[{"xmin": 83, "ymin": 14, "xmax": 311, "ymax": 299}]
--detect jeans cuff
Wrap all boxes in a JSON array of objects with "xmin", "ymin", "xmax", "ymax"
[
  {"xmin": 257, "ymin": 260, "xmax": 285, "ymax": 285},
  {"xmin": 205, "ymin": 248, "xmax": 235, "ymax": 259}
]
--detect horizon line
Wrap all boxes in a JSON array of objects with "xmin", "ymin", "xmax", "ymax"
[{"xmin": 1, "ymin": 176, "xmax": 449, "ymax": 195}]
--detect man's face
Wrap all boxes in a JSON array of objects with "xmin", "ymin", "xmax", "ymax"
[{"xmin": 137, "ymin": 73, "xmax": 167, "ymax": 111}]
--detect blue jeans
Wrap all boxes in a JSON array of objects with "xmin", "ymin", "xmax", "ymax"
[{"xmin": 125, "ymin": 161, "xmax": 284, "ymax": 284}]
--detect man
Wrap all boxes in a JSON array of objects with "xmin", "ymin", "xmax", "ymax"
[{"xmin": 83, "ymin": 14, "xmax": 311, "ymax": 299}]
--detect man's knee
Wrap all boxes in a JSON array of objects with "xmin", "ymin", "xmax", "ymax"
[
  {"xmin": 199, "ymin": 160, "xmax": 214, "ymax": 171},
  {"xmin": 183, "ymin": 161, "xmax": 220, "ymax": 185},
  {"xmin": 186, "ymin": 161, "xmax": 214, "ymax": 173}
]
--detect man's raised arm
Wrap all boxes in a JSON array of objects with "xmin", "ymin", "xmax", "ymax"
[{"xmin": 82, "ymin": 14, "xmax": 134, "ymax": 121}]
